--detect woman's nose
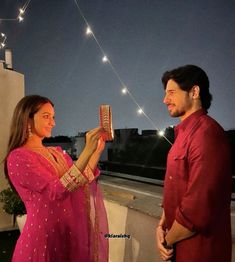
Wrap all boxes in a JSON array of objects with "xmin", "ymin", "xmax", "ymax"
[{"xmin": 50, "ymin": 118, "xmax": 55, "ymax": 126}]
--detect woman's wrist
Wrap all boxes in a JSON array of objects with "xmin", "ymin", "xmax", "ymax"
[{"xmin": 83, "ymin": 146, "xmax": 95, "ymax": 157}]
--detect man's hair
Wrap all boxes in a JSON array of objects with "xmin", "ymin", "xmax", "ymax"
[{"xmin": 162, "ymin": 64, "xmax": 212, "ymax": 110}]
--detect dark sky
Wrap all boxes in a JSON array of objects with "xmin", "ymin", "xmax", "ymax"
[{"xmin": 1, "ymin": 0, "xmax": 235, "ymax": 136}]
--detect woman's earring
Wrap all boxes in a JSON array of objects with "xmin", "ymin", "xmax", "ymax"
[{"xmin": 28, "ymin": 125, "xmax": 33, "ymax": 138}]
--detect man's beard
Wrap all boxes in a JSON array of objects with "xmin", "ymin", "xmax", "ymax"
[{"xmin": 169, "ymin": 108, "xmax": 185, "ymax": 118}]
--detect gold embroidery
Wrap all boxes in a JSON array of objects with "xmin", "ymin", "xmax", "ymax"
[
  {"xmin": 85, "ymin": 165, "xmax": 95, "ymax": 183},
  {"xmin": 60, "ymin": 164, "xmax": 88, "ymax": 191}
]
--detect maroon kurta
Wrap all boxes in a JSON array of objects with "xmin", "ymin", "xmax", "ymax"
[{"xmin": 163, "ymin": 109, "xmax": 232, "ymax": 262}]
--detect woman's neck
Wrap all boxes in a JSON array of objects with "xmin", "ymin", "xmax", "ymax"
[{"xmin": 23, "ymin": 136, "xmax": 44, "ymax": 148}]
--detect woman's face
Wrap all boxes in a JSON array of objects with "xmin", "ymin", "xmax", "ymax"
[{"xmin": 31, "ymin": 102, "xmax": 55, "ymax": 139}]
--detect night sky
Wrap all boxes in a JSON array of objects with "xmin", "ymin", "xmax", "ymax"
[{"xmin": 1, "ymin": 0, "xmax": 235, "ymax": 136}]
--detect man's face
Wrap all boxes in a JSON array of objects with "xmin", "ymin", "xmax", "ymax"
[{"xmin": 163, "ymin": 79, "xmax": 194, "ymax": 121}]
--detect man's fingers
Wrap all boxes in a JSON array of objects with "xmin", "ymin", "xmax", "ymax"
[{"xmin": 160, "ymin": 249, "xmax": 174, "ymax": 261}]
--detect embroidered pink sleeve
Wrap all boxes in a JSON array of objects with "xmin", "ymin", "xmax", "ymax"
[
  {"xmin": 60, "ymin": 164, "xmax": 100, "ymax": 191},
  {"xmin": 7, "ymin": 149, "xmax": 69, "ymax": 200}
]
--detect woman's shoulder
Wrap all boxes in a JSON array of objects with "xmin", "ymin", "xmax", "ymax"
[{"xmin": 7, "ymin": 147, "xmax": 35, "ymax": 161}]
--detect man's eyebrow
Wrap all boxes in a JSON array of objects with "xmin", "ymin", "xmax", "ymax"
[{"xmin": 42, "ymin": 112, "xmax": 53, "ymax": 115}]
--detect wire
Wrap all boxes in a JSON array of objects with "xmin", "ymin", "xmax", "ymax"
[{"xmin": 74, "ymin": 0, "xmax": 173, "ymax": 145}]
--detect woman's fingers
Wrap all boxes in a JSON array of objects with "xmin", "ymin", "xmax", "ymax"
[{"xmin": 85, "ymin": 127, "xmax": 105, "ymax": 153}]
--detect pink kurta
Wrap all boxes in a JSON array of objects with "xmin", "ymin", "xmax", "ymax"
[
  {"xmin": 163, "ymin": 109, "xmax": 232, "ymax": 262},
  {"xmin": 7, "ymin": 147, "xmax": 108, "ymax": 262}
]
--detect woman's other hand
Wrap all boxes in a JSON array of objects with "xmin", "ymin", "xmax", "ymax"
[
  {"xmin": 95, "ymin": 137, "xmax": 105, "ymax": 154},
  {"xmin": 84, "ymin": 127, "xmax": 104, "ymax": 155}
]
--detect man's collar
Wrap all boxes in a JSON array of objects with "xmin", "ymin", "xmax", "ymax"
[{"xmin": 174, "ymin": 108, "xmax": 207, "ymax": 136}]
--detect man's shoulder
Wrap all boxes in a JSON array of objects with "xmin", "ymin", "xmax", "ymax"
[
  {"xmin": 199, "ymin": 114, "xmax": 225, "ymax": 133},
  {"xmin": 189, "ymin": 114, "xmax": 228, "ymax": 146}
]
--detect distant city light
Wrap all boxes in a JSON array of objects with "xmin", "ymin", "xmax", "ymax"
[
  {"xmin": 1, "ymin": 33, "xmax": 5, "ymax": 37},
  {"xmin": 137, "ymin": 108, "xmax": 143, "ymax": 115},
  {"xmin": 1, "ymin": 43, "xmax": 5, "ymax": 48}
]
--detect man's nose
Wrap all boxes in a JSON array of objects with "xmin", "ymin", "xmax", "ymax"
[{"xmin": 163, "ymin": 94, "xmax": 169, "ymax": 104}]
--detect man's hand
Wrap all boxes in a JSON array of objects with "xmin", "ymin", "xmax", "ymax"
[{"xmin": 156, "ymin": 225, "xmax": 174, "ymax": 261}]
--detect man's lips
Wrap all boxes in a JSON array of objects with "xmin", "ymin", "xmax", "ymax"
[{"xmin": 167, "ymin": 104, "xmax": 174, "ymax": 111}]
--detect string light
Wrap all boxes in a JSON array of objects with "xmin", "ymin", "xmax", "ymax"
[
  {"xmin": 1, "ymin": 0, "xmax": 173, "ymax": 146},
  {"xmin": 0, "ymin": 0, "xmax": 32, "ymax": 23},
  {"xmin": 86, "ymin": 26, "xmax": 92, "ymax": 35},
  {"xmin": 121, "ymin": 87, "xmax": 128, "ymax": 94},
  {"xmin": 102, "ymin": 55, "xmax": 108, "ymax": 63},
  {"xmin": 158, "ymin": 130, "xmax": 165, "ymax": 137},
  {"xmin": 73, "ymin": 0, "xmax": 173, "ymax": 145},
  {"xmin": 19, "ymin": 8, "xmax": 25, "ymax": 15},
  {"xmin": 18, "ymin": 16, "xmax": 24, "ymax": 22},
  {"xmin": 0, "ymin": 32, "xmax": 7, "ymax": 49},
  {"xmin": 137, "ymin": 108, "xmax": 144, "ymax": 115}
]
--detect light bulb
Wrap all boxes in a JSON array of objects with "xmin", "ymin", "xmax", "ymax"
[
  {"xmin": 18, "ymin": 16, "xmax": 24, "ymax": 22},
  {"xmin": 158, "ymin": 130, "xmax": 165, "ymax": 137},
  {"xmin": 86, "ymin": 27, "xmax": 92, "ymax": 35},
  {"xmin": 122, "ymin": 87, "xmax": 128, "ymax": 94},
  {"xmin": 102, "ymin": 56, "xmax": 108, "ymax": 63},
  {"xmin": 19, "ymin": 8, "xmax": 25, "ymax": 14}
]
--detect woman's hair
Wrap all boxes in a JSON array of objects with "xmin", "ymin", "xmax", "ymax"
[
  {"xmin": 5, "ymin": 94, "xmax": 54, "ymax": 162},
  {"xmin": 3, "ymin": 95, "xmax": 53, "ymax": 191},
  {"xmin": 161, "ymin": 64, "xmax": 212, "ymax": 110}
]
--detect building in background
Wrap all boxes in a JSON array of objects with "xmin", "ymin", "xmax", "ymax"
[{"xmin": 0, "ymin": 50, "xmax": 25, "ymax": 230}]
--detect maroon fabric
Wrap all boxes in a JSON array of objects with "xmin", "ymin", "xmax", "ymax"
[
  {"xmin": 163, "ymin": 109, "xmax": 232, "ymax": 262},
  {"xmin": 7, "ymin": 147, "xmax": 109, "ymax": 262}
]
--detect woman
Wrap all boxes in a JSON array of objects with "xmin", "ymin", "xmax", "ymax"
[{"xmin": 5, "ymin": 95, "xmax": 109, "ymax": 262}]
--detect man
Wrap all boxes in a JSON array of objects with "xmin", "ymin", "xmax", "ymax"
[{"xmin": 156, "ymin": 65, "xmax": 232, "ymax": 261}]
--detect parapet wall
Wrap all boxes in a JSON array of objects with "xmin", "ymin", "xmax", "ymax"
[
  {"xmin": 0, "ymin": 61, "xmax": 24, "ymax": 229},
  {"xmin": 100, "ymin": 176, "xmax": 235, "ymax": 262}
]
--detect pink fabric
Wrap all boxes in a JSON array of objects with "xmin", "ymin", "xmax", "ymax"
[{"xmin": 7, "ymin": 147, "xmax": 109, "ymax": 262}]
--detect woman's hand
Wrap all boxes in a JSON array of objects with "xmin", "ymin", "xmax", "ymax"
[
  {"xmin": 84, "ymin": 127, "xmax": 104, "ymax": 155},
  {"xmin": 95, "ymin": 137, "xmax": 105, "ymax": 154}
]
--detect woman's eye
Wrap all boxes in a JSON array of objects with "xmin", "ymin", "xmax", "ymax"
[{"xmin": 43, "ymin": 115, "xmax": 49, "ymax": 119}]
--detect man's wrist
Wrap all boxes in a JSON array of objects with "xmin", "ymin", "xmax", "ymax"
[{"xmin": 163, "ymin": 239, "xmax": 173, "ymax": 250}]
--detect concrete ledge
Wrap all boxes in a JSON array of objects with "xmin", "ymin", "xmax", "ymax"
[
  {"xmin": 100, "ymin": 175, "xmax": 235, "ymax": 262},
  {"xmin": 100, "ymin": 175, "xmax": 163, "ymax": 219}
]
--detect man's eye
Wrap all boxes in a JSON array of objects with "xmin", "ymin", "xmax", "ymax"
[{"xmin": 43, "ymin": 115, "xmax": 49, "ymax": 119}]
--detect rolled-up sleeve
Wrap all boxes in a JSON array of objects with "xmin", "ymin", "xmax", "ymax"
[{"xmin": 175, "ymin": 131, "xmax": 231, "ymax": 233}]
